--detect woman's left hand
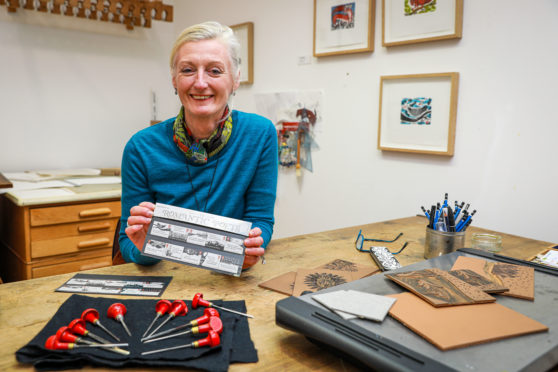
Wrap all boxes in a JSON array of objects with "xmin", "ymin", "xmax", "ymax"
[{"xmin": 243, "ymin": 227, "xmax": 265, "ymax": 269}]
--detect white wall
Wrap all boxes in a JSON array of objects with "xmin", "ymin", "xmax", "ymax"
[
  {"xmin": 0, "ymin": 5, "xmax": 179, "ymax": 171},
  {"xmin": 1, "ymin": 1, "xmax": 557, "ymax": 244}
]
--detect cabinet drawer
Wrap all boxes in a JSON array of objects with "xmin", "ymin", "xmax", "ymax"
[
  {"xmin": 30, "ymin": 201, "xmax": 121, "ymax": 227},
  {"xmin": 31, "ymin": 219, "xmax": 118, "ymax": 241},
  {"xmin": 31, "ymin": 231, "xmax": 114, "ymax": 258},
  {"xmin": 32, "ymin": 255, "xmax": 112, "ymax": 278}
]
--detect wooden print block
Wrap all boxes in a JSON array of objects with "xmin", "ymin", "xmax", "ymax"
[
  {"xmin": 292, "ymin": 268, "xmax": 354, "ymax": 296},
  {"xmin": 451, "ymin": 256, "xmax": 535, "ymax": 300},
  {"xmin": 385, "ymin": 268, "xmax": 495, "ymax": 307},
  {"xmin": 387, "ymin": 292, "xmax": 548, "ymax": 351},
  {"xmin": 258, "ymin": 259, "xmax": 377, "ymax": 296},
  {"xmin": 258, "ymin": 271, "xmax": 297, "ymax": 296},
  {"xmin": 448, "ymin": 269, "xmax": 508, "ymax": 294},
  {"xmin": 317, "ymin": 259, "xmax": 379, "ymax": 279}
]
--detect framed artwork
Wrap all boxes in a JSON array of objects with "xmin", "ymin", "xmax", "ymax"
[
  {"xmin": 377, "ymin": 72, "xmax": 459, "ymax": 156},
  {"xmin": 382, "ymin": 0, "xmax": 463, "ymax": 47},
  {"xmin": 230, "ymin": 22, "xmax": 254, "ymax": 84},
  {"xmin": 313, "ymin": 0, "xmax": 375, "ymax": 57}
]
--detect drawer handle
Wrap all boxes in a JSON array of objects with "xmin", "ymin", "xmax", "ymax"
[
  {"xmin": 80, "ymin": 261, "xmax": 111, "ymax": 271},
  {"xmin": 78, "ymin": 223, "xmax": 111, "ymax": 232},
  {"xmin": 78, "ymin": 238, "xmax": 111, "ymax": 248},
  {"xmin": 79, "ymin": 208, "xmax": 112, "ymax": 218}
]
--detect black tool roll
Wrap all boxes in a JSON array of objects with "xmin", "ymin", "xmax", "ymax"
[{"xmin": 16, "ymin": 294, "xmax": 258, "ymax": 371}]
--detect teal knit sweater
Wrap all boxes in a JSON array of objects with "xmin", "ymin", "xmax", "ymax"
[{"xmin": 119, "ymin": 110, "xmax": 278, "ymax": 264}]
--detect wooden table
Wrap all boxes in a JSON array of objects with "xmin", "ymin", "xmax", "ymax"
[{"xmin": 0, "ymin": 216, "xmax": 553, "ymax": 371}]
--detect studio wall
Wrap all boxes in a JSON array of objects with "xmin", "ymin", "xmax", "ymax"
[{"xmin": 0, "ymin": 0, "xmax": 557, "ymax": 244}]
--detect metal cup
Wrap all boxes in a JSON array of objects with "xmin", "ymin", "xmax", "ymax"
[{"xmin": 424, "ymin": 227, "xmax": 465, "ymax": 259}]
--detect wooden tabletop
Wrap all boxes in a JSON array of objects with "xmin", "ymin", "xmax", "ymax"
[{"xmin": 0, "ymin": 216, "xmax": 553, "ymax": 371}]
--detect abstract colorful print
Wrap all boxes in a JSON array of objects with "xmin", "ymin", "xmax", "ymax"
[
  {"xmin": 405, "ymin": 0, "xmax": 436, "ymax": 16},
  {"xmin": 401, "ymin": 97, "xmax": 432, "ymax": 125},
  {"xmin": 331, "ymin": 2, "xmax": 355, "ymax": 30}
]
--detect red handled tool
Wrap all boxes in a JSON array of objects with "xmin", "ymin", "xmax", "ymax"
[
  {"xmin": 192, "ymin": 292, "xmax": 254, "ymax": 318},
  {"xmin": 56, "ymin": 326, "xmax": 95, "ymax": 345},
  {"xmin": 141, "ymin": 330, "xmax": 220, "ymax": 356},
  {"xmin": 68, "ymin": 318, "xmax": 111, "ymax": 344},
  {"xmin": 141, "ymin": 299, "xmax": 172, "ymax": 338},
  {"xmin": 142, "ymin": 308, "xmax": 219, "ymax": 341},
  {"xmin": 81, "ymin": 308, "xmax": 120, "ymax": 342},
  {"xmin": 46, "ymin": 335, "xmax": 129, "ymax": 355},
  {"xmin": 107, "ymin": 303, "xmax": 132, "ymax": 337},
  {"xmin": 145, "ymin": 299, "xmax": 187, "ymax": 338},
  {"xmin": 144, "ymin": 316, "xmax": 223, "ymax": 344}
]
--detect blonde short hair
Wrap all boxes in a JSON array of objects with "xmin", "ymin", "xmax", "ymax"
[{"xmin": 170, "ymin": 21, "xmax": 240, "ymax": 79}]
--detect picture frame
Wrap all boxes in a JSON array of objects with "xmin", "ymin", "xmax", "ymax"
[
  {"xmin": 377, "ymin": 72, "xmax": 459, "ymax": 156},
  {"xmin": 313, "ymin": 0, "xmax": 375, "ymax": 57},
  {"xmin": 382, "ymin": 0, "xmax": 463, "ymax": 47},
  {"xmin": 230, "ymin": 22, "xmax": 254, "ymax": 84}
]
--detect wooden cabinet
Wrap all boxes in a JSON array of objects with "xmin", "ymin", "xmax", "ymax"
[{"xmin": 0, "ymin": 196, "xmax": 120, "ymax": 282}]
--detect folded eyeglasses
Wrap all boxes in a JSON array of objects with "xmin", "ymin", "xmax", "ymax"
[{"xmin": 354, "ymin": 229, "xmax": 408, "ymax": 255}]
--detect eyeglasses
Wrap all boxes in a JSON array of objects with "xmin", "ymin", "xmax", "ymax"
[{"xmin": 354, "ymin": 229, "xmax": 405, "ymax": 253}]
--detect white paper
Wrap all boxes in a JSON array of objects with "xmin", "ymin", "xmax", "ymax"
[
  {"xmin": 2, "ymin": 172, "xmax": 52, "ymax": 182},
  {"xmin": 312, "ymin": 289, "xmax": 396, "ymax": 322},
  {"xmin": 6, "ymin": 188, "xmax": 74, "ymax": 199},
  {"xmin": 536, "ymin": 250, "xmax": 558, "ymax": 268},
  {"xmin": 312, "ymin": 292, "xmax": 357, "ymax": 320},
  {"xmin": 1, "ymin": 180, "xmax": 75, "ymax": 193},
  {"xmin": 65, "ymin": 176, "xmax": 121, "ymax": 186},
  {"xmin": 33, "ymin": 168, "xmax": 101, "ymax": 177}
]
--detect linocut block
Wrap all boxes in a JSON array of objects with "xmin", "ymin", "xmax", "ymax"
[
  {"xmin": 448, "ymin": 269, "xmax": 508, "ymax": 294},
  {"xmin": 385, "ymin": 268, "xmax": 495, "ymax": 307},
  {"xmin": 387, "ymin": 292, "xmax": 548, "ymax": 350},
  {"xmin": 258, "ymin": 259, "xmax": 378, "ymax": 296},
  {"xmin": 451, "ymin": 256, "xmax": 535, "ymax": 300}
]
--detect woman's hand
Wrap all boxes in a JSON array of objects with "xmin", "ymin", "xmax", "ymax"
[
  {"xmin": 243, "ymin": 227, "xmax": 265, "ymax": 269},
  {"xmin": 125, "ymin": 201, "xmax": 155, "ymax": 250}
]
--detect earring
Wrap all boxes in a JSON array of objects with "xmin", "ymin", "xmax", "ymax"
[{"xmin": 174, "ymin": 88, "xmax": 177, "ymax": 95}]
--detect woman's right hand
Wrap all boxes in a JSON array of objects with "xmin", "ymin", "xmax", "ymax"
[{"xmin": 125, "ymin": 201, "xmax": 155, "ymax": 250}]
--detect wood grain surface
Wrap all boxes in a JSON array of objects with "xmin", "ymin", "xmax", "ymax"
[{"xmin": 0, "ymin": 216, "xmax": 553, "ymax": 371}]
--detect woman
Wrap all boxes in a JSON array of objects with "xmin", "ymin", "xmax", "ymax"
[{"xmin": 119, "ymin": 21, "xmax": 278, "ymax": 269}]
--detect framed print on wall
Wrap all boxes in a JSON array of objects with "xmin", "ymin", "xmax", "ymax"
[
  {"xmin": 313, "ymin": 0, "xmax": 375, "ymax": 57},
  {"xmin": 377, "ymin": 72, "xmax": 459, "ymax": 156},
  {"xmin": 230, "ymin": 22, "xmax": 254, "ymax": 84},
  {"xmin": 382, "ymin": 0, "xmax": 463, "ymax": 47}
]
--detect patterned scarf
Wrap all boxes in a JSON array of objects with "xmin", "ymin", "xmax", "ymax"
[{"xmin": 173, "ymin": 106, "xmax": 232, "ymax": 164}]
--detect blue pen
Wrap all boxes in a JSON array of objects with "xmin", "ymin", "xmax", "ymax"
[
  {"xmin": 454, "ymin": 201, "xmax": 464, "ymax": 219},
  {"xmin": 443, "ymin": 193, "xmax": 448, "ymax": 208},
  {"xmin": 433, "ymin": 203, "xmax": 441, "ymax": 229},
  {"xmin": 421, "ymin": 206, "xmax": 430, "ymax": 219},
  {"xmin": 455, "ymin": 210, "xmax": 468, "ymax": 230},
  {"xmin": 457, "ymin": 210, "xmax": 476, "ymax": 231},
  {"xmin": 461, "ymin": 218, "xmax": 473, "ymax": 232}
]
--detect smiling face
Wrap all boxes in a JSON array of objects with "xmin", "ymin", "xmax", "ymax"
[{"xmin": 172, "ymin": 39, "xmax": 239, "ymax": 130}]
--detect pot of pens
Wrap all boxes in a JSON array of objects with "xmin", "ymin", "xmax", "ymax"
[{"xmin": 421, "ymin": 194, "xmax": 475, "ymax": 259}]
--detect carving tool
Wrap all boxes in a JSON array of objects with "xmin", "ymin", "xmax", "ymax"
[
  {"xmin": 142, "ymin": 308, "xmax": 219, "ymax": 341},
  {"xmin": 45, "ymin": 335, "xmax": 130, "ymax": 355},
  {"xmin": 144, "ymin": 316, "xmax": 223, "ymax": 344},
  {"xmin": 146, "ymin": 299, "xmax": 188, "ymax": 338},
  {"xmin": 192, "ymin": 292, "xmax": 254, "ymax": 318},
  {"xmin": 56, "ymin": 326, "xmax": 96, "ymax": 345},
  {"xmin": 68, "ymin": 318, "xmax": 111, "ymax": 344},
  {"xmin": 141, "ymin": 330, "xmax": 220, "ymax": 356},
  {"xmin": 141, "ymin": 299, "xmax": 172, "ymax": 338},
  {"xmin": 81, "ymin": 308, "xmax": 120, "ymax": 342},
  {"xmin": 107, "ymin": 303, "xmax": 132, "ymax": 337}
]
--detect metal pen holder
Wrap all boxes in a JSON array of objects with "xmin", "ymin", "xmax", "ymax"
[{"xmin": 424, "ymin": 227, "xmax": 465, "ymax": 259}]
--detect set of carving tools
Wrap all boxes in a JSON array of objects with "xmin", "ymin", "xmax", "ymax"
[
  {"xmin": 45, "ymin": 304, "xmax": 132, "ymax": 355},
  {"xmin": 43, "ymin": 293, "xmax": 252, "ymax": 356}
]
